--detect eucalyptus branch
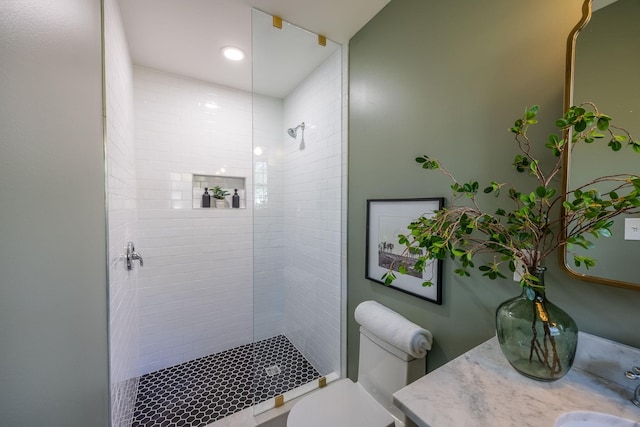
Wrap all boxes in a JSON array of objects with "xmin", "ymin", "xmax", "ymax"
[
  {"xmin": 566, "ymin": 204, "xmax": 640, "ymax": 241},
  {"xmin": 569, "ymin": 174, "xmax": 637, "ymax": 193},
  {"xmin": 386, "ymin": 104, "xmax": 638, "ymax": 289}
]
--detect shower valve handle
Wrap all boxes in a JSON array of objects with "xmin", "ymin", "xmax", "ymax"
[{"xmin": 125, "ymin": 241, "xmax": 144, "ymax": 270}]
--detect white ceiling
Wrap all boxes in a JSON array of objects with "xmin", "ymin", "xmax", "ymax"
[{"xmin": 117, "ymin": 0, "xmax": 391, "ymax": 98}]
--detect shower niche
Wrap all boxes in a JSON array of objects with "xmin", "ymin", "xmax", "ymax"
[{"xmin": 192, "ymin": 174, "xmax": 246, "ymax": 209}]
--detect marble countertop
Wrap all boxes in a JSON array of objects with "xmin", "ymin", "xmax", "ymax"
[{"xmin": 393, "ymin": 334, "xmax": 640, "ymax": 427}]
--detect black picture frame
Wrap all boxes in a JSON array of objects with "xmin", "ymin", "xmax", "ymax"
[{"xmin": 365, "ymin": 198, "xmax": 444, "ymax": 305}]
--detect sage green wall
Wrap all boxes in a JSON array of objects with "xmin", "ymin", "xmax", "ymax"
[
  {"xmin": 0, "ymin": 1, "xmax": 109, "ymax": 425},
  {"xmin": 348, "ymin": 0, "xmax": 640, "ymax": 378}
]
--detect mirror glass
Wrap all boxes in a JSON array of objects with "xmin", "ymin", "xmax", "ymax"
[{"xmin": 564, "ymin": 0, "xmax": 640, "ymax": 288}]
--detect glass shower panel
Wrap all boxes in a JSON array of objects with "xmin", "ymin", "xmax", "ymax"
[{"xmin": 251, "ymin": 8, "xmax": 343, "ymax": 415}]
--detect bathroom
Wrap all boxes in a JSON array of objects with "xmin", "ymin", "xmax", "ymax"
[{"xmin": 2, "ymin": 0, "xmax": 640, "ymax": 426}]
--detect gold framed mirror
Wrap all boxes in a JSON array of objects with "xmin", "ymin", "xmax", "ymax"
[{"xmin": 560, "ymin": 0, "xmax": 640, "ymax": 290}]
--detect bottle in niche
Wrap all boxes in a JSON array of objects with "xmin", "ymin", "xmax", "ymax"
[
  {"xmin": 202, "ymin": 187, "xmax": 211, "ymax": 208},
  {"xmin": 232, "ymin": 189, "xmax": 240, "ymax": 208}
]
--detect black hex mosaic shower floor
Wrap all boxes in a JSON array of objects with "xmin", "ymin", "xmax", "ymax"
[{"xmin": 131, "ymin": 335, "xmax": 321, "ymax": 427}]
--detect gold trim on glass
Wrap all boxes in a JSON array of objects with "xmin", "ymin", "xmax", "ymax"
[
  {"xmin": 318, "ymin": 376, "xmax": 327, "ymax": 388},
  {"xmin": 275, "ymin": 395, "xmax": 284, "ymax": 407},
  {"xmin": 273, "ymin": 15, "xmax": 283, "ymax": 29}
]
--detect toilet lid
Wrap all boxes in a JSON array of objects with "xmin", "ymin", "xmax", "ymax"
[{"xmin": 287, "ymin": 379, "xmax": 395, "ymax": 427}]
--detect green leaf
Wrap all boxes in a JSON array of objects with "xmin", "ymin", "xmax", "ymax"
[
  {"xmin": 525, "ymin": 105, "xmax": 539, "ymax": 119},
  {"xmin": 536, "ymin": 186, "xmax": 547, "ymax": 198},
  {"xmin": 597, "ymin": 117, "xmax": 610, "ymax": 131},
  {"xmin": 574, "ymin": 256, "xmax": 597, "ymax": 269},
  {"xmin": 382, "ymin": 272, "xmax": 396, "ymax": 285},
  {"xmin": 574, "ymin": 120, "xmax": 587, "ymax": 132},
  {"xmin": 609, "ymin": 139, "xmax": 623, "ymax": 151},
  {"xmin": 417, "ymin": 156, "xmax": 440, "ymax": 170},
  {"xmin": 451, "ymin": 248, "xmax": 465, "ymax": 257}
]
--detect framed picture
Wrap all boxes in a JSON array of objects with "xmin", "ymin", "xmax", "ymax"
[{"xmin": 366, "ymin": 198, "xmax": 444, "ymax": 305}]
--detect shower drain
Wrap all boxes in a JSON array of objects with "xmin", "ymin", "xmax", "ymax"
[{"xmin": 264, "ymin": 365, "xmax": 281, "ymax": 377}]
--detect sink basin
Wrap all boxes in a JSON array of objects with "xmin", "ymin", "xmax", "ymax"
[{"xmin": 556, "ymin": 411, "xmax": 640, "ymax": 427}]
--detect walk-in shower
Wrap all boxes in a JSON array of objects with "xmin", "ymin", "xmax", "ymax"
[{"xmin": 105, "ymin": 2, "xmax": 344, "ymax": 426}]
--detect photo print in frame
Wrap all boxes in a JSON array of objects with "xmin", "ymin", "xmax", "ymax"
[{"xmin": 366, "ymin": 198, "xmax": 444, "ymax": 304}]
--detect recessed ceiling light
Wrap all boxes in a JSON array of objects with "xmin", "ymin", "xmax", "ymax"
[{"xmin": 222, "ymin": 46, "xmax": 245, "ymax": 61}]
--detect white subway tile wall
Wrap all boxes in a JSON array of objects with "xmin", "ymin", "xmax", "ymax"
[
  {"xmin": 252, "ymin": 94, "xmax": 286, "ymax": 342},
  {"xmin": 133, "ymin": 66, "xmax": 257, "ymax": 375},
  {"xmin": 282, "ymin": 50, "xmax": 343, "ymax": 376},
  {"xmin": 104, "ymin": 0, "xmax": 139, "ymax": 425}
]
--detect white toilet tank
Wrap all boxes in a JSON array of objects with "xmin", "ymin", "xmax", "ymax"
[
  {"xmin": 287, "ymin": 302, "xmax": 431, "ymax": 427},
  {"xmin": 357, "ymin": 327, "xmax": 426, "ymax": 421}
]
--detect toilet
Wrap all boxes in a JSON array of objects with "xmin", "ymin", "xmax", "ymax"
[{"xmin": 287, "ymin": 301, "xmax": 432, "ymax": 427}]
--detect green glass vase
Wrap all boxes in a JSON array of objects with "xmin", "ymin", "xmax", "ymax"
[{"xmin": 495, "ymin": 268, "xmax": 578, "ymax": 381}]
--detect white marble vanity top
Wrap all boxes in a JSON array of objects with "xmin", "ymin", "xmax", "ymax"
[{"xmin": 393, "ymin": 333, "xmax": 640, "ymax": 427}]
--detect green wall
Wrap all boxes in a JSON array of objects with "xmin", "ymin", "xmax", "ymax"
[
  {"xmin": 0, "ymin": 1, "xmax": 109, "ymax": 425},
  {"xmin": 347, "ymin": 0, "xmax": 640, "ymax": 378}
]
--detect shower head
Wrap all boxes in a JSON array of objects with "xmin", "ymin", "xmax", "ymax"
[{"xmin": 287, "ymin": 122, "xmax": 305, "ymax": 139}]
